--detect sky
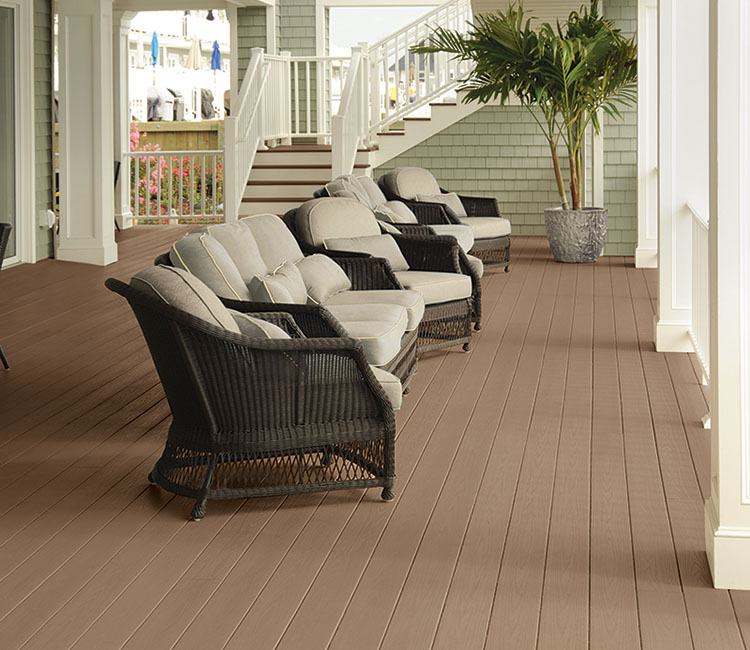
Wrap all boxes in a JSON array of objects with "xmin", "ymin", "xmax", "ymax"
[{"xmin": 329, "ymin": 6, "xmax": 437, "ymax": 56}]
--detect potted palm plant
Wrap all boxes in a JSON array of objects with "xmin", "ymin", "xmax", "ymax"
[{"xmin": 412, "ymin": 1, "xmax": 637, "ymax": 262}]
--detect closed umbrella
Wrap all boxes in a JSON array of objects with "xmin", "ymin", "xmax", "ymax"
[
  {"xmin": 151, "ymin": 32, "xmax": 159, "ymax": 84},
  {"xmin": 186, "ymin": 37, "xmax": 201, "ymax": 70},
  {"xmin": 211, "ymin": 41, "xmax": 222, "ymax": 71}
]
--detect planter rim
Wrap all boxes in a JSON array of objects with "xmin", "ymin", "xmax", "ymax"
[{"xmin": 545, "ymin": 206, "xmax": 606, "ymax": 212}]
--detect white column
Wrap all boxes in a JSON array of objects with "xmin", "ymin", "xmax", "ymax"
[
  {"xmin": 704, "ymin": 0, "xmax": 750, "ymax": 590},
  {"xmin": 636, "ymin": 0, "xmax": 658, "ymax": 268},
  {"xmin": 654, "ymin": 0, "xmax": 709, "ymax": 352},
  {"xmin": 56, "ymin": 0, "xmax": 117, "ymax": 266},
  {"xmin": 113, "ymin": 11, "xmax": 134, "ymax": 230}
]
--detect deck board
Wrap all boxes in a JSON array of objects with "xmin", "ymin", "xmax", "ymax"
[{"xmin": 0, "ymin": 230, "xmax": 745, "ymax": 649}]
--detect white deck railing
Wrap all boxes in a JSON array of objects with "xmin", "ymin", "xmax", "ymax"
[
  {"xmin": 688, "ymin": 202, "xmax": 711, "ymax": 428},
  {"xmin": 125, "ymin": 149, "xmax": 225, "ymax": 222},
  {"xmin": 367, "ymin": 0, "xmax": 473, "ymax": 136},
  {"xmin": 224, "ymin": 48, "xmax": 269, "ymax": 221},
  {"xmin": 332, "ymin": 46, "xmax": 368, "ymax": 177}
]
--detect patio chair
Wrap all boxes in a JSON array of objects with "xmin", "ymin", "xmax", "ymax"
[
  {"xmin": 285, "ymin": 197, "xmax": 476, "ymax": 352},
  {"xmin": 156, "ymin": 214, "xmax": 423, "ymax": 391},
  {"xmin": 0, "ymin": 223, "xmax": 11, "ymax": 370},
  {"xmin": 378, "ymin": 167, "xmax": 512, "ymax": 270},
  {"xmin": 106, "ymin": 265, "xmax": 399, "ymax": 520},
  {"xmin": 314, "ymin": 175, "xmax": 484, "ymax": 329}
]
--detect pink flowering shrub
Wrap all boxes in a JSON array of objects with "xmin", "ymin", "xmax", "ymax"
[{"xmin": 129, "ymin": 121, "xmax": 224, "ymax": 224}]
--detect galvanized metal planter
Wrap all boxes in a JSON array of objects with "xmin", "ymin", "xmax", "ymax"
[{"xmin": 544, "ymin": 207, "xmax": 608, "ymax": 263}]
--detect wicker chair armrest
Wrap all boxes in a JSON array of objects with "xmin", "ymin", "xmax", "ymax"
[
  {"xmin": 391, "ymin": 234, "xmax": 463, "ymax": 274},
  {"xmin": 219, "ymin": 299, "xmax": 347, "ymax": 338},
  {"xmin": 242, "ymin": 311, "xmax": 306, "ymax": 338},
  {"xmin": 401, "ymin": 200, "xmax": 461, "ymax": 225},
  {"xmin": 456, "ymin": 194, "xmax": 502, "ymax": 218},
  {"xmin": 391, "ymin": 223, "xmax": 435, "ymax": 237}
]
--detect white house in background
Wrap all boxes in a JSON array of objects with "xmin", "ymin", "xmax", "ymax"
[{"xmin": 4, "ymin": 0, "xmax": 750, "ymax": 590}]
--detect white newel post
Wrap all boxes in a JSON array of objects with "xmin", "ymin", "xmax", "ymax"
[
  {"xmin": 113, "ymin": 10, "xmax": 134, "ymax": 230},
  {"xmin": 654, "ymin": 0, "xmax": 709, "ymax": 352},
  {"xmin": 57, "ymin": 0, "xmax": 117, "ymax": 266},
  {"xmin": 704, "ymin": 0, "xmax": 750, "ymax": 590},
  {"xmin": 636, "ymin": 0, "xmax": 658, "ymax": 268}
]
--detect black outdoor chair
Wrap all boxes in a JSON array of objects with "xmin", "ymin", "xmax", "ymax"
[{"xmin": 0, "ymin": 223, "xmax": 11, "ymax": 370}]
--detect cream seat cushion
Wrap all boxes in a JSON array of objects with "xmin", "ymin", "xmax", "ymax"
[
  {"xmin": 394, "ymin": 270, "xmax": 473, "ymax": 306},
  {"xmin": 459, "ymin": 216, "xmax": 512, "ymax": 239},
  {"xmin": 429, "ymin": 224, "xmax": 474, "ymax": 252},
  {"xmin": 323, "ymin": 289, "xmax": 425, "ymax": 332},
  {"xmin": 324, "ymin": 303, "xmax": 408, "ymax": 366},
  {"xmin": 369, "ymin": 366, "xmax": 402, "ymax": 410}
]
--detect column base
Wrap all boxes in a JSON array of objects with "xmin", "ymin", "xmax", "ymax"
[
  {"xmin": 56, "ymin": 242, "xmax": 118, "ymax": 266},
  {"xmin": 115, "ymin": 210, "xmax": 133, "ymax": 230},
  {"xmin": 635, "ymin": 246, "xmax": 657, "ymax": 268},
  {"xmin": 654, "ymin": 316, "xmax": 693, "ymax": 352},
  {"xmin": 705, "ymin": 498, "xmax": 750, "ymax": 589}
]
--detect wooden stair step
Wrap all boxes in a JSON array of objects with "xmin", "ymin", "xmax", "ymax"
[
  {"xmin": 403, "ymin": 117, "xmax": 431, "ymax": 121},
  {"xmin": 429, "ymin": 102, "xmax": 457, "ymax": 106},
  {"xmin": 246, "ymin": 180, "xmax": 322, "ymax": 186},
  {"xmin": 258, "ymin": 145, "xmax": 377, "ymax": 153},
  {"xmin": 241, "ymin": 197, "xmax": 311, "ymax": 203},
  {"xmin": 377, "ymin": 131, "xmax": 405, "ymax": 136},
  {"xmin": 252, "ymin": 163, "xmax": 370, "ymax": 169}
]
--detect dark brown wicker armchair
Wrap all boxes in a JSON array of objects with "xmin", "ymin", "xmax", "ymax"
[
  {"xmin": 106, "ymin": 277, "xmax": 397, "ymax": 521},
  {"xmin": 378, "ymin": 167, "xmax": 511, "ymax": 270},
  {"xmin": 284, "ymin": 200, "xmax": 476, "ymax": 352},
  {"xmin": 0, "ymin": 223, "xmax": 11, "ymax": 370}
]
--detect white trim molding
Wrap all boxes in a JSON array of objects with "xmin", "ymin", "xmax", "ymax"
[
  {"xmin": 636, "ymin": 0, "xmax": 658, "ymax": 268},
  {"xmin": 1, "ymin": 0, "xmax": 36, "ymax": 265},
  {"xmin": 704, "ymin": 0, "xmax": 750, "ymax": 590}
]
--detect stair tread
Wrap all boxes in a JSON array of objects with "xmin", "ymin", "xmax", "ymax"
[
  {"xmin": 242, "ymin": 197, "xmax": 312, "ymax": 202},
  {"xmin": 403, "ymin": 117, "xmax": 431, "ymax": 121},
  {"xmin": 377, "ymin": 131, "xmax": 405, "ymax": 136},
  {"xmin": 253, "ymin": 163, "xmax": 370, "ymax": 169},
  {"xmin": 259, "ymin": 145, "xmax": 377, "ymax": 153},
  {"xmin": 429, "ymin": 102, "xmax": 457, "ymax": 106},
  {"xmin": 246, "ymin": 180, "xmax": 323, "ymax": 185}
]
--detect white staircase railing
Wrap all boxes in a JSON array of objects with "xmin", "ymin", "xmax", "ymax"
[
  {"xmin": 688, "ymin": 202, "xmax": 711, "ymax": 428},
  {"xmin": 367, "ymin": 0, "xmax": 473, "ymax": 137},
  {"xmin": 224, "ymin": 47, "xmax": 270, "ymax": 221},
  {"xmin": 332, "ymin": 45, "xmax": 369, "ymax": 178}
]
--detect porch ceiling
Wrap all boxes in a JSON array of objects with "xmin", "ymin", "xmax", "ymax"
[
  {"xmin": 113, "ymin": 0, "xmax": 272, "ymax": 11},
  {"xmin": 0, "ymin": 231, "xmax": 744, "ymax": 649}
]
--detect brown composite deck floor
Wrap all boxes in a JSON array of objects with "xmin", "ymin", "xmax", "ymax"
[{"xmin": 0, "ymin": 228, "xmax": 748, "ymax": 650}]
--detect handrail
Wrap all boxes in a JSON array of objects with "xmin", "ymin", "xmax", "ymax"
[
  {"xmin": 332, "ymin": 47, "xmax": 366, "ymax": 177},
  {"xmin": 368, "ymin": 0, "xmax": 470, "ymax": 51}
]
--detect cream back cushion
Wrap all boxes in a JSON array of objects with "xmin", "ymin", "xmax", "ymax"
[
  {"xmin": 249, "ymin": 261, "xmax": 308, "ymax": 304},
  {"xmin": 169, "ymin": 232, "xmax": 251, "ymax": 301},
  {"xmin": 324, "ymin": 234, "xmax": 410, "ymax": 272},
  {"xmin": 202, "ymin": 221, "xmax": 269, "ymax": 281},
  {"xmin": 229, "ymin": 310, "xmax": 291, "ymax": 339},
  {"xmin": 131, "ymin": 265, "xmax": 240, "ymax": 332},
  {"xmin": 295, "ymin": 254, "xmax": 352, "ymax": 304},
  {"xmin": 415, "ymin": 191, "xmax": 468, "ymax": 217},
  {"xmin": 295, "ymin": 197, "xmax": 381, "ymax": 247},
  {"xmin": 373, "ymin": 200, "xmax": 418, "ymax": 224},
  {"xmin": 240, "ymin": 213, "xmax": 305, "ymax": 270},
  {"xmin": 380, "ymin": 167, "xmax": 441, "ymax": 200}
]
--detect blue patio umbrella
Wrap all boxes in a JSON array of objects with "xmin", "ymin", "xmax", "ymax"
[
  {"xmin": 211, "ymin": 40, "xmax": 222, "ymax": 71},
  {"xmin": 151, "ymin": 31, "xmax": 159, "ymax": 67}
]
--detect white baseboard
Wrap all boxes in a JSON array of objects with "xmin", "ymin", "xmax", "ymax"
[
  {"xmin": 654, "ymin": 317, "xmax": 694, "ymax": 353},
  {"xmin": 635, "ymin": 246, "xmax": 657, "ymax": 268},
  {"xmin": 56, "ymin": 242, "xmax": 118, "ymax": 266},
  {"xmin": 705, "ymin": 498, "xmax": 750, "ymax": 589}
]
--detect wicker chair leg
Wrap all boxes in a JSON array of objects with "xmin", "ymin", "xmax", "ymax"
[
  {"xmin": 147, "ymin": 471, "xmax": 157, "ymax": 485},
  {"xmin": 505, "ymin": 265, "xmax": 510, "ymax": 273},
  {"xmin": 463, "ymin": 341, "xmax": 471, "ymax": 352},
  {"xmin": 381, "ymin": 488, "xmax": 395, "ymax": 502},
  {"xmin": 0, "ymin": 344, "xmax": 9, "ymax": 370},
  {"xmin": 190, "ymin": 498, "xmax": 208, "ymax": 521},
  {"xmin": 474, "ymin": 323, "xmax": 482, "ymax": 332}
]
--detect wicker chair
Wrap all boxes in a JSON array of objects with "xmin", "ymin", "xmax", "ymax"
[
  {"xmin": 106, "ymin": 265, "xmax": 398, "ymax": 521},
  {"xmin": 378, "ymin": 167, "xmax": 511, "ymax": 270},
  {"xmin": 0, "ymin": 223, "xmax": 11, "ymax": 370},
  {"xmin": 313, "ymin": 175, "xmax": 484, "ymax": 330},
  {"xmin": 285, "ymin": 197, "xmax": 476, "ymax": 352},
  {"xmin": 154, "ymin": 215, "xmax": 421, "ymax": 391}
]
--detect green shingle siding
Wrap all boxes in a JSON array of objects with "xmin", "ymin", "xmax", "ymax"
[
  {"xmin": 34, "ymin": 0, "xmax": 53, "ymax": 261},
  {"xmin": 376, "ymin": 0, "xmax": 638, "ymax": 256},
  {"xmin": 236, "ymin": 7, "xmax": 267, "ymax": 80}
]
